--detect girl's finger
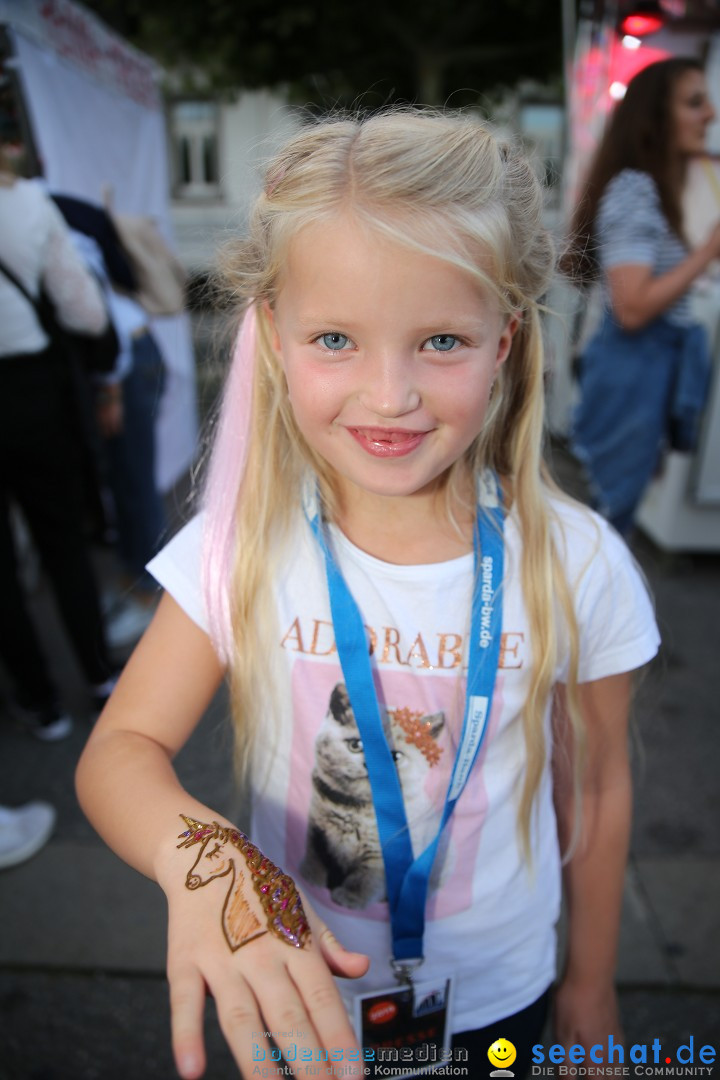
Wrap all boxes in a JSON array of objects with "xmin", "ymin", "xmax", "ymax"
[
  {"xmin": 315, "ymin": 923, "xmax": 369, "ymax": 979},
  {"xmin": 286, "ymin": 952, "xmax": 364, "ymax": 1077},
  {"xmin": 214, "ymin": 974, "xmax": 272, "ymax": 1079},
  {"xmin": 251, "ymin": 960, "xmax": 324, "ymax": 1074},
  {"xmin": 168, "ymin": 964, "xmax": 207, "ymax": 1079}
]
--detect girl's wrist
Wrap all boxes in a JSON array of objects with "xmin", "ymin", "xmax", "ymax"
[{"xmin": 154, "ymin": 832, "xmax": 187, "ymax": 893}]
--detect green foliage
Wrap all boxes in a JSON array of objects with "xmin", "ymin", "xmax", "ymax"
[{"xmin": 83, "ymin": 0, "xmax": 561, "ymax": 107}]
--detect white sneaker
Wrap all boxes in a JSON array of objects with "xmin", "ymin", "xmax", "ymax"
[
  {"xmin": 31, "ymin": 713, "xmax": 73, "ymax": 741},
  {"xmin": 105, "ymin": 596, "xmax": 154, "ymax": 649},
  {"xmin": 15, "ymin": 704, "xmax": 74, "ymax": 741},
  {"xmin": 0, "ymin": 802, "xmax": 56, "ymax": 869}
]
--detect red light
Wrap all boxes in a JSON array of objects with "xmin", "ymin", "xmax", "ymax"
[{"xmin": 620, "ymin": 13, "xmax": 664, "ymax": 35}]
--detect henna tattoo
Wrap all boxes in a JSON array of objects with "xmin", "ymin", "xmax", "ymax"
[
  {"xmin": 177, "ymin": 815, "xmax": 311, "ymax": 952},
  {"xmin": 178, "ymin": 819, "xmax": 265, "ymax": 952}
]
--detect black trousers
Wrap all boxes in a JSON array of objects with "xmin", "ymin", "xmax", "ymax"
[
  {"xmin": 0, "ymin": 349, "xmax": 111, "ymax": 709},
  {"xmin": 450, "ymin": 988, "xmax": 551, "ymax": 1079}
]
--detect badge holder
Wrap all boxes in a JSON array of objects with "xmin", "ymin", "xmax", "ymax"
[{"xmin": 355, "ymin": 967, "xmax": 454, "ymax": 1079}]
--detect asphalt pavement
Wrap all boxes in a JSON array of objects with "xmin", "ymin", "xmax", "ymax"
[{"xmin": 1, "ymin": 346, "xmax": 719, "ymax": 1077}]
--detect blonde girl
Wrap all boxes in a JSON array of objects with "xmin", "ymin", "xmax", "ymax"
[{"xmin": 76, "ymin": 109, "xmax": 659, "ymax": 1080}]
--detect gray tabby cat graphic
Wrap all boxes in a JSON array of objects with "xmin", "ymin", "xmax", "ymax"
[{"xmin": 300, "ymin": 682, "xmax": 445, "ymax": 909}]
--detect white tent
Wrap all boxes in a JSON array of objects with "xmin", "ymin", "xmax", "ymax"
[{"xmin": 0, "ymin": 0, "xmax": 198, "ymax": 491}]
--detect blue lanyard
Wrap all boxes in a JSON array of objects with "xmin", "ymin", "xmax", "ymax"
[{"xmin": 306, "ymin": 476, "xmax": 505, "ymax": 971}]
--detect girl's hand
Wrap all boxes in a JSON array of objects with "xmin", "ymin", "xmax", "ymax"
[
  {"xmin": 554, "ymin": 975, "xmax": 624, "ymax": 1065},
  {"xmin": 158, "ymin": 818, "xmax": 369, "ymax": 1079}
]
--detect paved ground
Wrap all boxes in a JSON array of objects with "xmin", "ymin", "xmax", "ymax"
[{"xmin": 1, "ymin": 348, "xmax": 718, "ymax": 1077}]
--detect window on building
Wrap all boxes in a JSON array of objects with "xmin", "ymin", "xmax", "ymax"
[{"xmin": 171, "ymin": 101, "xmax": 220, "ymax": 197}]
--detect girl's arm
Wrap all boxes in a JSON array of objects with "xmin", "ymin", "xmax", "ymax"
[
  {"xmin": 76, "ymin": 593, "xmax": 367, "ymax": 1080},
  {"xmin": 551, "ymin": 672, "xmax": 634, "ymax": 1047},
  {"xmin": 607, "ymin": 221, "xmax": 720, "ymax": 330}
]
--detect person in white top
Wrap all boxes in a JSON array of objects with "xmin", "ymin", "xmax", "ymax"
[
  {"xmin": 76, "ymin": 111, "xmax": 660, "ymax": 1080},
  {"xmin": 0, "ymin": 137, "xmax": 116, "ymax": 739}
]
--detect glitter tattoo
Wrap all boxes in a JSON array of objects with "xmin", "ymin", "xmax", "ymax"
[
  {"xmin": 390, "ymin": 706, "xmax": 445, "ymax": 766},
  {"xmin": 177, "ymin": 816, "xmax": 311, "ymax": 952}
]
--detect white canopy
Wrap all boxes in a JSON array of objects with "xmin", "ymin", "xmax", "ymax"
[{"xmin": 0, "ymin": 0, "xmax": 198, "ymax": 490}]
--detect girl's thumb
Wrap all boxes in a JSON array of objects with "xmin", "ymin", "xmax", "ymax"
[{"xmin": 317, "ymin": 924, "xmax": 370, "ymax": 979}]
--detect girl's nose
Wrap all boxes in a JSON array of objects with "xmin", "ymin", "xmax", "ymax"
[{"xmin": 360, "ymin": 352, "xmax": 421, "ymax": 417}]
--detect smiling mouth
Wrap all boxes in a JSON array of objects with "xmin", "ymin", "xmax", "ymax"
[{"xmin": 347, "ymin": 426, "xmax": 430, "ymax": 457}]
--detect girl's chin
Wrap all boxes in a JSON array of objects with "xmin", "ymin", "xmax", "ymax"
[{"xmin": 332, "ymin": 466, "xmax": 459, "ymax": 505}]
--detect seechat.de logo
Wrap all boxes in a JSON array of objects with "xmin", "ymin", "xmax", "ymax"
[{"xmin": 531, "ymin": 1035, "xmax": 717, "ymax": 1076}]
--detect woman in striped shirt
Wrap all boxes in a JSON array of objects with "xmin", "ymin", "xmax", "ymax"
[{"xmin": 566, "ymin": 57, "xmax": 720, "ymax": 535}]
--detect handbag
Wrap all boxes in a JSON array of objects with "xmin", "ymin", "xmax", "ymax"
[{"xmin": 0, "ymin": 255, "xmax": 119, "ymax": 375}]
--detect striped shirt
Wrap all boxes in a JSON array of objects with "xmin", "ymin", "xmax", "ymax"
[{"xmin": 596, "ymin": 168, "xmax": 691, "ymax": 326}]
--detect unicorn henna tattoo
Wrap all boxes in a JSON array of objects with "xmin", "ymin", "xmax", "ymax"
[{"xmin": 177, "ymin": 815, "xmax": 311, "ymax": 952}]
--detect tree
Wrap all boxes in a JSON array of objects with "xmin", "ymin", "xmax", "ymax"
[{"xmin": 83, "ymin": 0, "xmax": 562, "ymax": 108}]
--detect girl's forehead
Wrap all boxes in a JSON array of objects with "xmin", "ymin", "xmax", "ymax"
[
  {"xmin": 285, "ymin": 209, "xmax": 450, "ymax": 259},
  {"xmin": 276, "ymin": 210, "xmax": 500, "ymax": 309}
]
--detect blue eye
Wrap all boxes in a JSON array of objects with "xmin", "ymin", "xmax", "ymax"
[
  {"xmin": 425, "ymin": 334, "xmax": 458, "ymax": 352},
  {"xmin": 320, "ymin": 332, "xmax": 350, "ymax": 351}
]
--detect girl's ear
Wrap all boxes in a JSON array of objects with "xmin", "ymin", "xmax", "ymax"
[
  {"xmin": 261, "ymin": 300, "xmax": 283, "ymax": 356},
  {"xmin": 495, "ymin": 313, "xmax": 521, "ymax": 373}
]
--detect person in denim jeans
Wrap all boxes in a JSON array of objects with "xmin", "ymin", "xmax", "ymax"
[{"xmin": 63, "ymin": 212, "xmax": 168, "ymax": 639}]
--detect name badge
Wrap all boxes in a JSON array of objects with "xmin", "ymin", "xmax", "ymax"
[{"xmin": 355, "ymin": 976, "xmax": 454, "ymax": 1077}]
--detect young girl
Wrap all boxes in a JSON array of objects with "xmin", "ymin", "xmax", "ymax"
[{"xmin": 76, "ymin": 110, "xmax": 660, "ymax": 1080}]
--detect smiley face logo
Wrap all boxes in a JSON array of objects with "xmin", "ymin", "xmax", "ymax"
[{"xmin": 488, "ymin": 1038, "xmax": 517, "ymax": 1073}]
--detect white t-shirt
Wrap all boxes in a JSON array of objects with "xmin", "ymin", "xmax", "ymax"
[{"xmin": 148, "ymin": 496, "xmax": 659, "ymax": 1032}]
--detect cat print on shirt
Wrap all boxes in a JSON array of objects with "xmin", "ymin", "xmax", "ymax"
[{"xmin": 300, "ymin": 682, "xmax": 446, "ymax": 909}]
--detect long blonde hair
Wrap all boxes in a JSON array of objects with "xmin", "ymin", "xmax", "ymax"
[{"xmin": 203, "ymin": 108, "xmax": 583, "ymax": 856}]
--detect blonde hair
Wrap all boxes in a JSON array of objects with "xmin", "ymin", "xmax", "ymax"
[{"xmin": 205, "ymin": 108, "xmax": 583, "ymax": 857}]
